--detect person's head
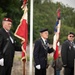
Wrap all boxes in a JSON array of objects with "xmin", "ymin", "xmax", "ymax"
[
  {"xmin": 2, "ymin": 18, "xmax": 12, "ymax": 31},
  {"xmin": 40, "ymin": 28, "xmax": 49, "ymax": 39},
  {"xmin": 67, "ymin": 32, "xmax": 75, "ymax": 42}
]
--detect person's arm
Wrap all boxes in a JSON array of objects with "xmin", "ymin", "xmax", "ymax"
[
  {"xmin": 61, "ymin": 42, "xmax": 68, "ymax": 67},
  {"xmin": 51, "ymin": 60, "xmax": 55, "ymax": 68},
  {"xmin": 48, "ymin": 47, "xmax": 54, "ymax": 53},
  {"xmin": 14, "ymin": 40, "xmax": 22, "ymax": 51},
  {"xmin": 0, "ymin": 33, "xmax": 4, "ymax": 58},
  {"xmin": 33, "ymin": 40, "xmax": 41, "ymax": 67},
  {"xmin": 0, "ymin": 33, "xmax": 4, "ymax": 66}
]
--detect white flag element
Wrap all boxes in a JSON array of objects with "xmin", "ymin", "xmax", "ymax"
[{"xmin": 53, "ymin": 20, "xmax": 61, "ymax": 50}]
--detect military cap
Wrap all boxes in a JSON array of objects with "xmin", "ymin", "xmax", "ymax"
[
  {"xmin": 3, "ymin": 18, "xmax": 12, "ymax": 22},
  {"xmin": 68, "ymin": 32, "xmax": 75, "ymax": 36},
  {"xmin": 40, "ymin": 28, "xmax": 48, "ymax": 33}
]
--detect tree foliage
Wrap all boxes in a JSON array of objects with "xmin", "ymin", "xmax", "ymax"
[
  {"xmin": 0, "ymin": 0, "xmax": 23, "ymax": 32},
  {"xmin": 33, "ymin": 1, "xmax": 75, "ymax": 43}
]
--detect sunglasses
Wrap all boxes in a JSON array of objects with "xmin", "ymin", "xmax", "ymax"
[{"xmin": 69, "ymin": 36, "xmax": 74, "ymax": 37}]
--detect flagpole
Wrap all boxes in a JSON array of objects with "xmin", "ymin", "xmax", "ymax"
[
  {"xmin": 23, "ymin": 60, "xmax": 25, "ymax": 75},
  {"xmin": 29, "ymin": 0, "xmax": 33, "ymax": 75}
]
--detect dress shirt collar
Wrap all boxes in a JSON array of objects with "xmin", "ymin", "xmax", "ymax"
[{"xmin": 4, "ymin": 29, "xmax": 9, "ymax": 33}]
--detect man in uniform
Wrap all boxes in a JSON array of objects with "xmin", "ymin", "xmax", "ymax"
[
  {"xmin": 33, "ymin": 28, "xmax": 54, "ymax": 75},
  {"xmin": 0, "ymin": 18, "xmax": 22, "ymax": 75},
  {"xmin": 61, "ymin": 32, "xmax": 75, "ymax": 75}
]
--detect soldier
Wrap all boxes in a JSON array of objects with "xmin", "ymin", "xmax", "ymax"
[
  {"xmin": 61, "ymin": 32, "xmax": 75, "ymax": 75},
  {"xmin": 33, "ymin": 28, "xmax": 54, "ymax": 75},
  {"xmin": 0, "ymin": 18, "xmax": 22, "ymax": 75}
]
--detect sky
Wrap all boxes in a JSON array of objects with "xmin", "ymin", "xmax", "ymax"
[{"xmin": 52, "ymin": 0, "xmax": 75, "ymax": 8}]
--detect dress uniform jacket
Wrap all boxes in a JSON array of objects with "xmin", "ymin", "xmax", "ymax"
[
  {"xmin": 0, "ymin": 28, "xmax": 22, "ymax": 67},
  {"xmin": 61, "ymin": 40, "xmax": 75, "ymax": 68},
  {"xmin": 33, "ymin": 38, "xmax": 54, "ymax": 69}
]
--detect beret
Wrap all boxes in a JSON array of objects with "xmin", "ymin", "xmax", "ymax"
[
  {"xmin": 40, "ymin": 28, "xmax": 48, "ymax": 33},
  {"xmin": 3, "ymin": 18, "xmax": 12, "ymax": 22}
]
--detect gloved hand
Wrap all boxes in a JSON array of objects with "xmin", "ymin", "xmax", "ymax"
[
  {"xmin": 0, "ymin": 58, "xmax": 4, "ymax": 66},
  {"xmin": 36, "ymin": 65, "xmax": 41, "ymax": 69},
  {"xmin": 63, "ymin": 64, "xmax": 67, "ymax": 68}
]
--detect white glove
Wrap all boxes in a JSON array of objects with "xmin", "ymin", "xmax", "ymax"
[
  {"xmin": 0, "ymin": 58, "xmax": 4, "ymax": 66},
  {"xmin": 36, "ymin": 65, "xmax": 41, "ymax": 69}
]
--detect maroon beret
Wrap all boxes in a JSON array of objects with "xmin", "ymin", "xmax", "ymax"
[{"xmin": 3, "ymin": 18, "xmax": 12, "ymax": 22}]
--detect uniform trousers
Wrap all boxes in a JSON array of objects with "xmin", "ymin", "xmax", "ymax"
[
  {"xmin": 0, "ymin": 66, "xmax": 12, "ymax": 75},
  {"xmin": 35, "ymin": 68, "xmax": 46, "ymax": 75},
  {"xmin": 64, "ymin": 67, "xmax": 74, "ymax": 75}
]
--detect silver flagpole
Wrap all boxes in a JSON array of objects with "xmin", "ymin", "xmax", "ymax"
[{"xmin": 29, "ymin": 0, "xmax": 33, "ymax": 75}]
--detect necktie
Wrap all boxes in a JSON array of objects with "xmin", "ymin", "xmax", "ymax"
[
  {"xmin": 7, "ymin": 32, "xmax": 10, "ymax": 36},
  {"xmin": 71, "ymin": 42, "xmax": 73, "ymax": 46},
  {"xmin": 45, "ymin": 40, "xmax": 48, "ymax": 49},
  {"xmin": 7, "ymin": 32, "xmax": 14, "ymax": 43},
  {"xmin": 45, "ymin": 40, "xmax": 47, "ymax": 45}
]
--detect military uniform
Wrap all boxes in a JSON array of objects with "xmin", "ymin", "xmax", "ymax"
[
  {"xmin": 33, "ymin": 38, "xmax": 54, "ymax": 75},
  {"xmin": 0, "ymin": 28, "xmax": 22, "ymax": 75},
  {"xmin": 61, "ymin": 39, "xmax": 75, "ymax": 75}
]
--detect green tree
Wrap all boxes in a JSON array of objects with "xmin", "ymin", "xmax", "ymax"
[{"xmin": 33, "ymin": 1, "xmax": 75, "ymax": 43}]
